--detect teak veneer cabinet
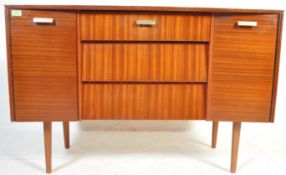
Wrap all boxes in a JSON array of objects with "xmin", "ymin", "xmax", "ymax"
[{"xmin": 4, "ymin": 5, "xmax": 283, "ymax": 173}]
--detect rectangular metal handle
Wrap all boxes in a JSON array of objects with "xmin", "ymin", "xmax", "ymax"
[
  {"xmin": 136, "ymin": 20, "xmax": 156, "ymax": 26},
  {"xmin": 33, "ymin": 17, "xmax": 54, "ymax": 24},
  {"xmin": 237, "ymin": 21, "xmax": 257, "ymax": 27}
]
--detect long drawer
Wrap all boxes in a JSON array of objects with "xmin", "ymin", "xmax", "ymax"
[
  {"xmin": 82, "ymin": 84, "xmax": 207, "ymax": 120},
  {"xmin": 80, "ymin": 13, "xmax": 211, "ymax": 41},
  {"xmin": 82, "ymin": 43, "xmax": 208, "ymax": 82}
]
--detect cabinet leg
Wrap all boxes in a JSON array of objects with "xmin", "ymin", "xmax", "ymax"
[
  {"xmin": 211, "ymin": 121, "xmax": 219, "ymax": 148},
  {"xmin": 43, "ymin": 122, "xmax": 52, "ymax": 173},
  {"xmin": 230, "ymin": 122, "xmax": 241, "ymax": 173},
  {"xmin": 63, "ymin": 121, "xmax": 70, "ymax": 149}
]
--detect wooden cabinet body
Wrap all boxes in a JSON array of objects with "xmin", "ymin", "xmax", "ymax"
[
  {"xmin": 6, "ymin": 8, "xmax": 283, "ymax": 123},
  {"xmin": 4, "ymin": 5, "xmax": 283, "ymax": 173}
]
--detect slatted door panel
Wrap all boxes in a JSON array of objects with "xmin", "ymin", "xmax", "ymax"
[
  {"xmin": 208, "ymin": 14, "xmax": 278, "ymax": 122},
  {"xmin": 10, "ymin": 10, "xmax": 78, "ymax": 121}
]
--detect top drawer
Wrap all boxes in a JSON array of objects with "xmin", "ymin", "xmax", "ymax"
[{"xmin": 80, "ymin": 13, "xmax": 211, "ymax": 41}]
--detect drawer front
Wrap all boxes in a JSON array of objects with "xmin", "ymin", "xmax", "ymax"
[
  {"xmin": 10, "ymin": 10, "xmax": 78, "ymax": 121},
  {"xmin": 82, "ymin": 84, "xmax": 206, "ymax": 120},
  {"xmin": 208, "ymin": 14, "xmax": 278, "ymax": 122},
  {"xmin": 82, "ymin": 43, "xmax": 208, "ymax": 82},
  {"xmin": 80, "ymin": 13, "xmax": 211, "ymax": 41}
]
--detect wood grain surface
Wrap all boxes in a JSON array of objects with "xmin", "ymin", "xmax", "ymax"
[
  {"xmin": 209, "ymin": 83, "xmax": 273, "ymax": 122},
  {"xmin": 231, "ymin": 122, "xmax": 241, "ymax": 173},
  {"xmin": 211, "ymin": 14, "xmax": 278, "ymax": 82},
  {"xmin": 10, "ymin": 10, "xmax": 78, "ymax": 121},
  {"xmin": 14, "ymin": 77, "xmax": 78, "ymax": 121},
  {"xmin": 82, "ymin": 83, "xmax": 207, "ymax": 120},
  {"xmin": 270, "ymin": 13, "xmax": 284, "ymax": 122},
  {"xmin": 5, "ymin": 5, "xmax": 284, "ymax": 14},
  {"xmin": 82, "ymin": 43, "xmax": 208, "ymax": 82},
  {"xmin": 5, "ymin": 8, "xmax": 15, "ymax": 121},
  {"xmin": 5, "ymin": 7, "xmax": 283, "ymax": 123},
  {"xmin": 80, "ymin": 13, "xmax": 211, "ymax": 41},
  {"xmin": 208, "ymin": 14, "xmax": 278, "ymax": 122},
  {"xmin": 43, "ymin": 122, "xmax": 52, "ymax": 173}
]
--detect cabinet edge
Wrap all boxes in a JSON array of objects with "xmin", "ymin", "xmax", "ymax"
[
  {"xmin": 5, "ymin": 7, "xmax": 16, "ymax": 122},
  {"xmin": 270, "ymin": 12, "xmax": 284, "ymax": 122}
]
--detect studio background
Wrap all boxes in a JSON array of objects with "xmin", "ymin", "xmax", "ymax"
[{"xmin": 0, "ymin": 0, "xmax": 286, "ymax": 175}]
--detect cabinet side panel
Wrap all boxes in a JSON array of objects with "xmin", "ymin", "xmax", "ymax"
[
  {"xmin": 5, "ymin": 7, "xmax": 15, "ymax": 121},
  {"xmin": 270, "ymin": 13, "xmax": 284, "ymax": 122}
]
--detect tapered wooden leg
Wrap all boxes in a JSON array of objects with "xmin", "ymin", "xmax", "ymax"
[
  {"xmin": 63, "ymin": 122, "xmax": 70, "ymax": 149},
  {"xmin": 43, "ymin": 122, "xmax": 52, "ymax": 173},
  {"xmin": 211, "ymin": 121, "xmax": 219, "ymax": 148},
  {"xmin": 231, "ymin": 122, "xmax": 241, "ymax": 173}
]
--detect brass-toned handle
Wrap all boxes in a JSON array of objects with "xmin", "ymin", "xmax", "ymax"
[
  {"xmin": 237, "ymin": 21, "xmax": 257, "ymax": 27},
  {"xmin": 33, "ymin": 17, "xmax": 54, "ymax": 24},
  {"xmin": 136, "ymin": 20, "xmax": 156, "ymax": 26}
]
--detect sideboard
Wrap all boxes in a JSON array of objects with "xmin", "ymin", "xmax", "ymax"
[{"xmin": 4, "ymin": 5, "xmax": 283, "ymax": 173}]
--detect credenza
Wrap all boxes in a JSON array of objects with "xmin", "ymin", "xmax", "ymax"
[{"xmin": 4, "ymin": 5, "xmax": 283, "ymax": 173}]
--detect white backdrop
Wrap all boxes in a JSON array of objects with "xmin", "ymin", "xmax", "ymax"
[{"xmin": 0, "ymin": 1, "xmax": 286, "ymax": 175}]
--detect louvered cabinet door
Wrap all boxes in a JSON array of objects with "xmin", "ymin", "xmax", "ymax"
[
  {"xmin": 208, "ymin": 14, "xmax": 279, "ymax": 122},
  {"xmin": 9, "ymin": 10, "xmax": 78, "ymax": 121}
]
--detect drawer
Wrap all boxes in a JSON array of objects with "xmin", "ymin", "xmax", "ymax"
[
  {"xmin": 82, "ymin": 84, "xmax": 207, "ymax": 120},
  {"xmin": 82, "ymin": 43, "xmax": 208, "ymax": 82},
  {"xmin": 80, "ymin": 13, "xmax": 211, "ymax": 41}
]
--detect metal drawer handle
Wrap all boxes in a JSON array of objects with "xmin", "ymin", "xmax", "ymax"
[
  {"xmin": 237, "ymin": 21, "xmax": 257, "ymax": 27},
  {"xmin": 33, "ymin": 17, "xmax": 54, "ymax": 24},
  {"xmin": 136, "ymin": 20, "xmax": 156, "ymax": 26}
]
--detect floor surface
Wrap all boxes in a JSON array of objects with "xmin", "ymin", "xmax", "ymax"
[{"xmin": 0, "ymin": 120, "xmax": 285, "ymax": 175}]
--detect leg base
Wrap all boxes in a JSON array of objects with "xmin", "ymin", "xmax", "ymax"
[
  {"xmin": 211, "ymin": 121, "xmax": 219, "ymax": 148},
  {"xmin": 230, "ymin": 122, "xmax": 241, "ymax": 173},
  {"xmin": 63, "ymin": 122, "xmax": 70, "ymax": 149},
  {"xmin": 43, "ymin": 122, "xmax": 52, "ymax": 173}
]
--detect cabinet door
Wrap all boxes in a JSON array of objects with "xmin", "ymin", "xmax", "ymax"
[
  {"xmin": 208, "ymin": 14, "xmax": 278, "ymax": 122},
  {"xmin": 10, "ymin": 10, "xmax": 78, "ymax": 121}
]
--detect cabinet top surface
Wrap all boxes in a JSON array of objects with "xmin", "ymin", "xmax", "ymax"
[{"xmin": 4, "ymin": 5, "xmax": 283, "ymax": 14}]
